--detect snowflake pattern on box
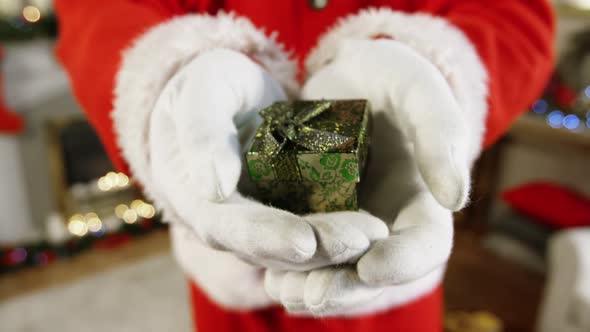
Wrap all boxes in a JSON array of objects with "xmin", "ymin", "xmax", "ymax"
[{"xmin": 246, "ymin": 100, "xmax": 370, "ymax": 214}]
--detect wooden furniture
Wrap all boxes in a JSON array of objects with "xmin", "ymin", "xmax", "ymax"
[
  {"xmin": 445, "ymin": 226, "xmax": 545, "ymax": 332},
  {"xmin": 455, "ymin": 114, "xmax": 590, "ymax": 331}
]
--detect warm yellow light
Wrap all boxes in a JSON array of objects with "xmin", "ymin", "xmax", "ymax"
[
  {"xmin": 116, "ymin": 173, "xmax": 130, "ymax": 187},
  {"xmin": 85, "ymin": 213, "xmax": 103, "ymax": 232},
  {"xmin": 130, "ymin": 199, "xmax": 144, "ymax": 210},
  {"xmin": 22, "ymin": 6, "xmax": 41, "ymax": 23},
  {"xmin": 137, "ymin": 203, "xmax": 156, "ymax": 218},
  {"xmin": 68, "ymin": 214, "xmax": 88, "ymax": 237},
  {"xmin": 115, "ymin": 204, "xmax": 128, "ymax": 218},
  {"xmin": 106, "ymin": 172, "xmax": 118, "ymax": 185},
  {"xmin": 123, "ymin": 209, "xmax": 138, "ymax": 224},
  {"xmin": 97, "ymin": 177, "xmax": 113, "ymax": 191},
  {"xmin": 69, "ymin": 214, "xmax": 84, "ymax": 223},
  {"xmin": 99, "ymin": 172, "xmax": 130, "ymax": 190}
]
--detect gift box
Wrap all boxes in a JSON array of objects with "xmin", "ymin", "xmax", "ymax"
[{"xmin": 245, "ymin": 100, "xmax": 370, "ymax": 214}]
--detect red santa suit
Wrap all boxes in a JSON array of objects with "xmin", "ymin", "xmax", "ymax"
[{"xmin": 54, "ymin": 1, "xmax": 554, "ymax": 331}]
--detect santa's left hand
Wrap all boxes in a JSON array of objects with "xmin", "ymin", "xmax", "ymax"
[{"xmin": 264, "ymin": 39, "xmax": 482, "ymax": 316}]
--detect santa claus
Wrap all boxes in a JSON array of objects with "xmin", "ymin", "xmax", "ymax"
[{"xmin": 54, "ymin": 1, "xmax": 554, "ymax": 331}]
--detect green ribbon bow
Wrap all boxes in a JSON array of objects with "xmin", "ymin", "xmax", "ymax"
[{"xmin": 259, "ymin": 100, "xmax": 355, "ymax": 158}]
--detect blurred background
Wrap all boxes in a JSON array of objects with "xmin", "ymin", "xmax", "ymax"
[{"xmin": 0, "ymin": 1, "xmax": 589, "ymax": 331}]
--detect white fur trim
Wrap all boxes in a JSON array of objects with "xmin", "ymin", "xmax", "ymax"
[
  {"xmin": 301, "ymin": 8, "xmax": 488, "ymax": 315},
  {"xmin": 170, "ymin": 224, "xmax": 274, "ymax": 310},
  {"xmin": 112, "ymin": 13, "xmax": 298, "ymax": 214},
  {"xmin": 112, "ymin": 13, "xmax": 297, "ymax": 311},
  {"xmin": 342, "ymin": 266, "xmax": 444, "ymax": 316},
  {"xmin": 306, "ymin": 8, "xmax": 488, "ymax": 161}
]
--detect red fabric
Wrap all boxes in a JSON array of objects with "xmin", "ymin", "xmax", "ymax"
[
  {"xmin": 53, "ymin": 1, "xmax": 555, "ymax": 331},
  {"xmin": 502, "ymin": 182, "xmax": 590, "ymax": 229},
  {"xmin": 189, "ymin": 281, "xmax": 443, "ymax": 332},
  {"xmin": 553, "ymin": 83, "xmax": 578, "ymax": 108},
  {"xmin": 54, "ymin": 0, "xmax": 555, "ymax": 173},
  {"xmin": 0, "ymin": 106, "xmax": 24, "ymax": 135}
]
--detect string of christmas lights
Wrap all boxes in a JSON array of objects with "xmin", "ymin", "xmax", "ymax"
[
  {"xmin": 0, "ymin": 171, "xmax": 165, "ymax": 274},
  {"xmin": 531, "ymin": 83, "xmax": 590, "ymax": 131}
]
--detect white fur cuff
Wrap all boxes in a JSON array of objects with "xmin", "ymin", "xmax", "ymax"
[
  {"xmin": 306, "ymin": 8, "xmax": 489, "ymax": 161},
  {"xmin": 112, "ymin": 13, "xmax": 297, "ymax": 209}
]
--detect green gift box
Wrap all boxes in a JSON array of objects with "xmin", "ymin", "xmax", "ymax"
[{"xmin": 245, "ymin": 99, "xmax": 370, "ymax": 214}]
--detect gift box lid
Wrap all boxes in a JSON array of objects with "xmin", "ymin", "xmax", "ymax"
[{"xmin": 247, "ymin": 99, "xmax": 369, "ymax": 156}]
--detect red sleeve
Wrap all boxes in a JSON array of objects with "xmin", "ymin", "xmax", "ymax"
[
  {"xmin": 312, "ymin": 0, "xmax": 554, "ymax": 150},
  {"xmin": 443, "ymin": 0, "xmax": 555, "ymax": 147},
  {"xmin": 54, "ymin": 0, "xmax": 218, "ymax": 172}
]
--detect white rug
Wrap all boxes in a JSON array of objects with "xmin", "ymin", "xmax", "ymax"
[{"xmin": 0, "ymin": 254, "xmax": 193, "ymax": 332}]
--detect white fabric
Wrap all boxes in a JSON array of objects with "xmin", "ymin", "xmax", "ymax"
[
  {"xmin": 114, "ymin": 14, "xmax": 386, "ymax": 311},
  {"xmin": 170, "ymin": 223, "xmax": 274, "ymax": 309},
  {"xmin": 171, "ymin": 213, "xmax": 388, "ymax": 310},
  {"xmin": 306, "ymin": 8, "xmax": 488, "ymax": 167},
  {"xmin": 147, "ymin": 48, "xmax": 385, "ymax": 270},
  {"xmin": 113, "ymin": 12, "xmax": 298, "ymax": 218},
  {"xmin": 148, "ymin": 48, "xmax": 317, "ymax": 265},
  {"xmin": 266, "ymin": 12, "xmax": 488, "ymax": 315},
  {"xmin": 265, "ymin": 266, "xmax": 445, "ymax": 317},
  {"xmin": 538, "ymin": 229, "xmax": 590, "ymax": 332},
  {"xmin": 114, "ymin": 10, "xmax": 488, "ymax": 314}
]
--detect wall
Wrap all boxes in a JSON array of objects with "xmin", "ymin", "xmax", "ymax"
[
  {"xmin": 2, "ymin": 39, "xmax": 80, "ymax": 244},
  {"xmin": 0, "ymin": 135, "xmax": 36, "ymax": 243}
]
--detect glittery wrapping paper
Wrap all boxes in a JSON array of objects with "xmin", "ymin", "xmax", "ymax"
[{"xmin": 245, "ymin": 100, "xmax": 370, "ymax": 214}]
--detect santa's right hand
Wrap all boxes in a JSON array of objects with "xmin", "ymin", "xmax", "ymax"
[{"xmin": 147, "ymin": 49, "xmax": 380, "ymax": 270}]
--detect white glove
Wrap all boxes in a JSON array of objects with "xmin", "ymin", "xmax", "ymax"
[
  {"xmin": 149, "ymin": 48, "xmax": 384, "ymax": 270},
  {"xmin": 265, "ymin": 39, "xmax": 481, "ymax": 315}
]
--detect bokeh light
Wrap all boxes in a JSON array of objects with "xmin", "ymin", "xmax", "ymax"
[
  {"xmin": 137, "ymin": 203, "xmax": 156, "ymax": 219},
  {"xmin": 97, "ymin": 176, "xmax": 113, "ymax": 191},
  {"xmin": 115, "ymin": 204, "xmax": 129, "ymax": 218},
  {"xmin": 130, "ymin": 199, "xmax": 144, "ymax": 210},
  {"xmin": 10, "ymin": 248, "xmax": 28, "ymax": 263},
  {"xmin": 547, "ymin": 110, "xmax": 564, "ymax": 128},
  {"xmin": 85, "ymin": 213, "xmax": 103, "ymax": 233},
  {"xmin": 532, "ymin": 99, "xmax": 548, "ymax": 114},
  {"xmin": 98, "ymin": 172, "xmax": 130, "ymax": 191},
  {"xmin": 22, "ymin": 6, "xmax": 41, "ymax": 23},
  {"xmin": 116, "ymin": 173, "xmax": 130, "ymax": 187},
  {"xmin": 68, "ymin": 215, "xmax": 88, "ymax": 237},
  {"xmin": 123, "ymin": 209, "xmax": 138, "ymax": 224},
  {"xmin": 33, "ymin": 252, "xmax": 49, "ymax": 266},
  {"xmin": 562, "ymin": 114, "xmax": 580, "ymax": 130}
]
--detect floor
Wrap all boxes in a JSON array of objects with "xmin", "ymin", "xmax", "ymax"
[
  {"xmin": 444, "ymin": 227, "xmax": 545, "ymax": 332},
  {"xmin": 0, "ymin": 253, "xmax": 193, "ymax": 332},
  {"xmin": 0, "ymin": 230, "xmax": 171, "ymax": 302},
  {"xmin": 0, "ymin": 227, "xmax": 545, "ymax": 332}
]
